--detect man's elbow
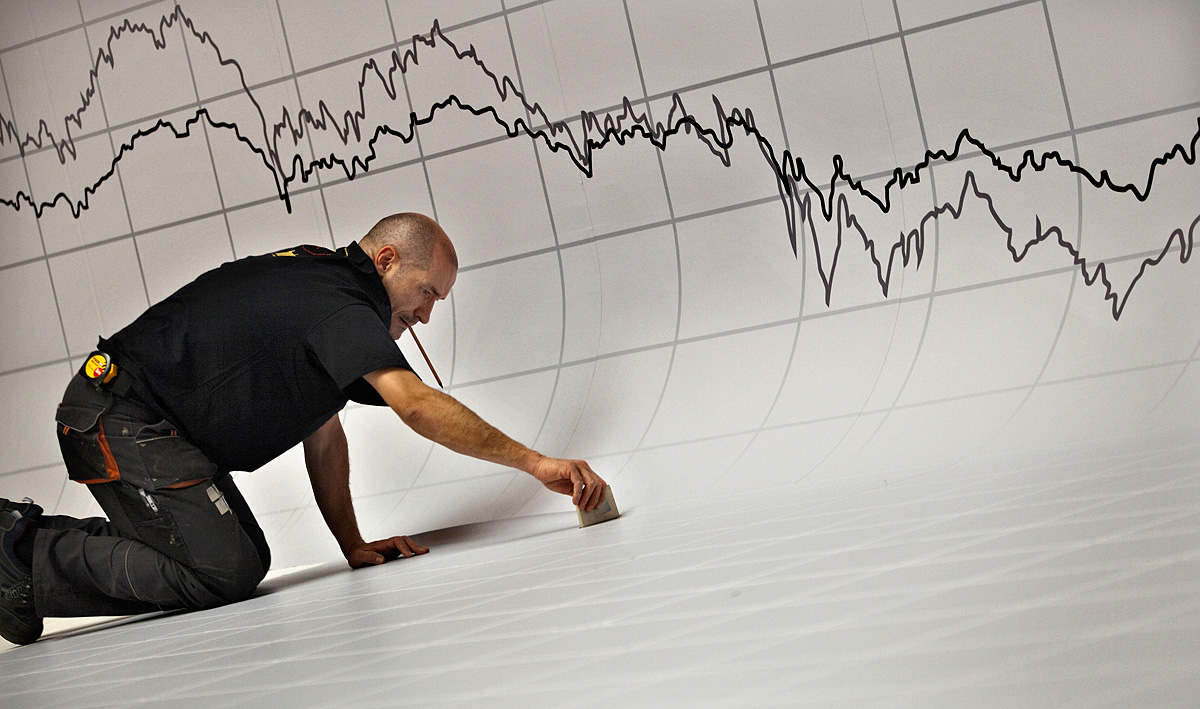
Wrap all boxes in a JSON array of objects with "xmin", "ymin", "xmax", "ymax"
[
  {"xmin": 393, "ymin": 387, "xmax": 435, "ymax": 430},
  {"xmin": 373, "ymin": 368, "xmax": 433, "ymax": 429},
  {"xmin": 396, "ymin": 403, "xmax": 425, "ymax": 428}
]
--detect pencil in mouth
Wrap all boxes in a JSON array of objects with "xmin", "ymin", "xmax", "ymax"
[{"xmin": 405, "ymin": 323, "xmax": 443, "ymax": 388}]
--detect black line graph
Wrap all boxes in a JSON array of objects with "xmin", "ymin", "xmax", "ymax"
[{"xmin": 0, "ymin": 5, "xmax": 1195, "ymax": 320}]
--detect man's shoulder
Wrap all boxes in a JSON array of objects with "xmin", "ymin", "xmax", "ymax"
[
  {"xmin": 218, "ymin": 243, "xmax": 366, "ymax": 292},
  {"xmin": 262, "ymin": 244, "xmax": 347, "ymax": 260}
]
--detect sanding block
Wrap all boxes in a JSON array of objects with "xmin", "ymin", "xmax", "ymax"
[{"xmin": 577, "ymin": 486, "xmax": 620, "ymax": 528}]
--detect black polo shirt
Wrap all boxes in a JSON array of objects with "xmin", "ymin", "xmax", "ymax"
[{"xmin": 102, "ymin": 241, "xmax": 412, "ymax": 472}]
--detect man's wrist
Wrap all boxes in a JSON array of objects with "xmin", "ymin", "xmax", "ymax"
[
  {"xmin": 340, "ymin": 536, "xmax": 366, "ymax": 557},
  {"xmin": 520, "ymin": 450, "xmax": 546, "ymax": 476}
]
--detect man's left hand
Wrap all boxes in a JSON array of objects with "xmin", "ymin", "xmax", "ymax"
[{"xmin": 346, "ymin": 536, "xmax": 429, "ymax": 568}]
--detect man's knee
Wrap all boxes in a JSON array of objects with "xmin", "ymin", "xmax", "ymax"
[
  {"xmin": 215, "ymin": 568, "xmax": 264, "ymax": 605},
  {"xmin": 161, "ymin": 479, "xmax": 270, "ymax": 608},
  {"xmin": 188, "ymin": 556, "xmax": 266, "ymax": 609}
]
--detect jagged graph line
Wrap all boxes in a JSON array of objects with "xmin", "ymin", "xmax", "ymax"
[{"xmin": 0, "ymin": 5, "xmax": 1195, "ymax": 321}]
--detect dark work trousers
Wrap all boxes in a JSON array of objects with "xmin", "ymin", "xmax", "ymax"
[{"xmin": 34, "ymin": 376, "xmax": 271, "ymax": 617}]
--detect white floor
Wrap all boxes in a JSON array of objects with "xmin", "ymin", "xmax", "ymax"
[{"xmin": 1, "ymin": 439, "xmax": 1197, "ymax": 708}]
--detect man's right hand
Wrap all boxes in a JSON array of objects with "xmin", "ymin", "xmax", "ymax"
[
  {"xmin": 346, "ymin": 536, "xmax": 429, "ymax": 568},
  {"xmin": 530, "ymin": 456, "xmax": 608, "ymax": 511}
]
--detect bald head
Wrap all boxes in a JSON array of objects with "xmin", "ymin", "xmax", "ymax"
[
  {"xmin": 360, "ymin": 213, "xmax": 457, "ymax": 271},
  {"xmin": 362, "ymin": 213, "xmax": 458, "ymax": 336}
]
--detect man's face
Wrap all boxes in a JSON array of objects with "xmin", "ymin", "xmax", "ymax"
[{"xmin": 378, "ymin": 246, "xmax": 457, "ymax": 339}]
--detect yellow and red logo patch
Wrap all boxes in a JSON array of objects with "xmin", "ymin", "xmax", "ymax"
[{"xmin": 85, "ymin": 354, "xmax": 109, "ymax": 379}]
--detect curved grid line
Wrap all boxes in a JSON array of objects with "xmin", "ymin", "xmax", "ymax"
[
  {"xmin": 986, "ymin": 0, "xmax": 1088, "ymax": 446},
  {"xmin": 822, "ymin": 0, "xmax": 944, "ymax": 472},
  {"xmin": 612, "ymin": 0, "xmax": 685, "ymax": 477},
  {"xmin": 497, "ymin": 0, "xmax": 572, "ymax": 515}
]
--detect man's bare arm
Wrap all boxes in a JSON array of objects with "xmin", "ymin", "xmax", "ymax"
[
  {"xmin": 364, "ymin": 366, "xmax": 608, "ymax": 510},
  {"xmin": 303, "ymin": 414, "xmax": 428, "ymax": 567}
]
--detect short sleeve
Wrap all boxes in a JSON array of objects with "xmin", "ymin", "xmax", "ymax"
[{"xmin": 306, "ymin": 305, "xmax": 412, "ymax": 403}]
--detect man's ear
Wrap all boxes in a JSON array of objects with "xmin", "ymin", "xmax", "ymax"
[{"xmin": 374, "ymin": 245, "xmax": 396, "ymax": 275}]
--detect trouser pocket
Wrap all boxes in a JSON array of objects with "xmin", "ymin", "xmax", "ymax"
[
  {"xmin": 111, "ymin": 483, "xmax": 196, "ymax": 567},
  {"xmin": 56, "ymin": 375, "xmax": 119, "ymax": 484},
  {"xmin": 56, "ymin": 375, "xmax": 218, "ymax": 490},
  {"xmin": 133, "ymin": 420, "xmax": 219, "ymax": 490}
]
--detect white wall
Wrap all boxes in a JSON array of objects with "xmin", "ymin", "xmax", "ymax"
[{"xmin": 1, "ymin": 0, "xmax": 1196, "ymax": 568}]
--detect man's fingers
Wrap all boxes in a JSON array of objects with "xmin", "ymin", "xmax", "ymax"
[
  {"xmin": 585, "ymin": 480, "xmax": 605, "ymax": 511},
  {"xmin": 578, "ymin": 478, "xmax": 592, "ymax": 510},
  {"xmin": 353, "ymin": 537, "xmax": 430, "ymax": 567},
  {"xmin": 565, "ymin": 461, "xmax": 607, "ymax": 510},
  {"xmin": 384, "ymin": 536, "xmax": 411, "ymax": 558},
  {"xmin": 535, "ymin": 457, "xmax": 608, "ymax": 509},
  {"xmin": 578, "ymin": 463, "xmax": 605, "ymax": 510},
  {"xmin": 394, "ymin": 535, "xmax": 429, "ymax": 557},
  {"xmin": 571, "ymin": 468, "xmax": 585, "ymax": 506},
  {"xmin": 349, "ymin": 549, "xmax": 386, "ymax": 568}
]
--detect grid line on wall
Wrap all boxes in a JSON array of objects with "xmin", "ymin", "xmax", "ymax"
[
  {"xmin": 365, "ymin": 0, "xmax": 463, "ymax": 528},
  {"xmin": 72, "ymin": 0, "xmax": 151, "ymax": 312},
  {"xmin": 176, "ymin": 9, "xmax": 238, "ymax": 261},
  {"xmin": 992, "ymin": 0, "xmax": 1089, "ymax": 438},
  {"xmin": 616, "ymin": 0, "xmax": 687, "ymax": 465},
  {"xmin": 0, "ymin": 57, "xmax": 72, "ymax": 370},
  {"xmin": 839, "ymin": 0, "xmax": 946, "ymax": 460},
  {"xmin": 272, "ymin": 0, "xmax": 336, "ymax": 249},
  {"xmin": 498, "ymin": 0, "xmax": 571, "ymax": 464}
]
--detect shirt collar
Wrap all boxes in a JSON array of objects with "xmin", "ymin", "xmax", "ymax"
[
  {"xmin": 343, "ymin": 241, "xmax": 376, "ymax": 274},
  {"xmin": 342, "ymin": 241, "xmax": 393, "ymax": 318}
]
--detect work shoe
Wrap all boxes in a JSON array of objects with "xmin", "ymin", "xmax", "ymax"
[{"xmin": 0, "ymin": 497, "xmax": 43, "ymax": 645}]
